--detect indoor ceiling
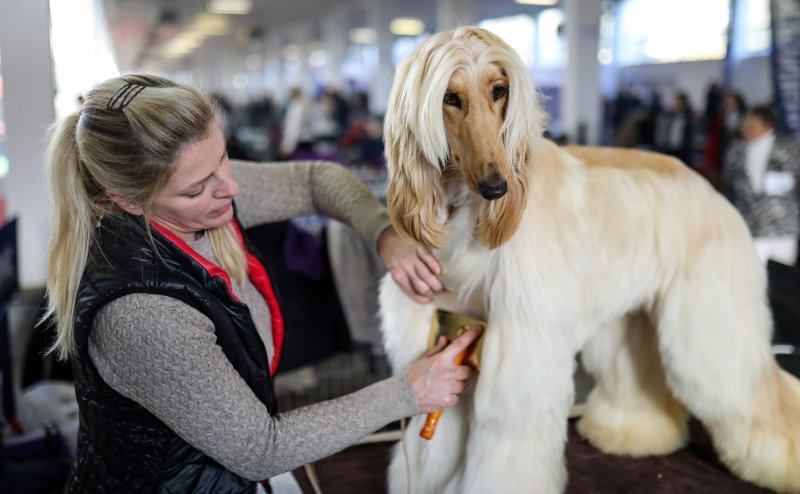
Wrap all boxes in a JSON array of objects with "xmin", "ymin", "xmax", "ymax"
[
  {"xmin": 103, "ymin": 0, "xmax": 361, "ymax": 72},
  {"xmin": 102, "ymin": 0, "xmax": 555, "ymax": 74}
]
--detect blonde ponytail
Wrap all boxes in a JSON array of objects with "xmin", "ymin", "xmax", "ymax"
[
  {"xmin": 208, "ymin": 224, "xmax": 248, "ymax": 286},
  {"xmin": 44, "ymin": 113, "xmax": 99, "ymax": 360}
]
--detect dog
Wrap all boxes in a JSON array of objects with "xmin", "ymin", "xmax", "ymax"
[{"xmin": 378, "ymin": 26, "xmax": 800, "ymax": 494}]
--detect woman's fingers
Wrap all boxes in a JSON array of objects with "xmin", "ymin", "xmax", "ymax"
[
  {"xmin": 413, "ymin": 256, "xmax": 444, "ymax": 293},
  {"xmin": 439, "ymin": 326, "xmax": 483, "ymax": 362},
  {"xmin": 390, "ymin": 268, "xmax": 432, "ymax": 304}
]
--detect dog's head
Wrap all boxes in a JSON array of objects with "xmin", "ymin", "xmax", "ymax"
[{"xmin": 384, "ymin": 26, "xmax": 547, "ymax": 250}]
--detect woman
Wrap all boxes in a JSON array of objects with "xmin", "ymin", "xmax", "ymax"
[
  {"xmin": 721, "ymin": 104, "xmax": 800, "ymax": 265},
  {"xmin": 45, "ymin": 74, "xmax": 479, "ymax": 493}
]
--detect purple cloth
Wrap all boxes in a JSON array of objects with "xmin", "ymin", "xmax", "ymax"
[{"xmin": 283, "ymin": 221, "xmax": 325, "ymax": 281}]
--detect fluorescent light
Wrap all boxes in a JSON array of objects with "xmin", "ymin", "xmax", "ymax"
[
  {"xmin": 193, "ymin": 13, "xmax": 231, "ymax": 35},
  {"xmin": 514, "ymin": 0, "xmax": 558, "ymax": 5},
  {"xmin": 232, "ymin": 73, "xmax": 249, "ymax": 90},
  {"xmin": 282, "ymin": 44, "xmax": 302, "ymax": 60},
  {"xmin": 349, "ymin": 27, "xmax": 377, "ymax": 44},
  {"xmin": 207, "ymin": 0, "xmax": 252, "ymax": 15},
  {"xmin": 245, "ymin": 53, "xmax": 262, "ymax": 70},
  {"xmin": 390, "ymin": 18, "xmax": 425, "ymax": 36},
  {"xmin": 309, "ymin": 49, "xmax": 330, "ymax": 67}
]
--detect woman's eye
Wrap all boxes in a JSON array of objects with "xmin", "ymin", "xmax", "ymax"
[
  {"xmin": 443, "ymin": 91, "xmax": 462, "ymax": 109},
  {"xmin": 184, "ymin": 185, "xmax": 206, "ymax": 199},
  {"xmin": 492, "ymin": 85, "xmax": 508, "ymax": 101}
]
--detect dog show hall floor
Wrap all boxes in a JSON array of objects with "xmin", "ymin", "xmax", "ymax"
[
  {"xmin": 292, "ymin": 419, "xmax": 776, "ymax": 494},
  {"xmin": 282, "ymin": 353, "xmax": 777, "ymax": 494}
]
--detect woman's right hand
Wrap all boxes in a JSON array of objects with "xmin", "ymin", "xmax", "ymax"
[{"xmin": 404, "ymin": 326, "xmax": 483, "ymax": 414}]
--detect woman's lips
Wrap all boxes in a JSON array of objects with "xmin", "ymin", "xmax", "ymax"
[{"xmin": 210, "ymin": 201, "xmax": 232, "ymax": 216}]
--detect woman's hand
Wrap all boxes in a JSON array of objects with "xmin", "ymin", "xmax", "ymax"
[
  {"xmin": 377, "ymin": 227, "xmax": 444, "ymax": 304},
  {"xmin": 404, "ymin": 326, "xmax": 482, "ymax": 414}
]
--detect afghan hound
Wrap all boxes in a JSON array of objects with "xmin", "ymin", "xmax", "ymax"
[{"xmin": 378, "ymin": 26, "xmax": 800, "ymax": 494}]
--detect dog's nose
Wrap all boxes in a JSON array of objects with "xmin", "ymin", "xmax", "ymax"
[{"xmin": 478, "ymin": 180, "xmax": 508, "ymax": 200}]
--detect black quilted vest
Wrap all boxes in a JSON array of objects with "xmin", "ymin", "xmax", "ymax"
[{"xmin": 66, "ymin": 209, "xmax": 284, "ymax": 493}]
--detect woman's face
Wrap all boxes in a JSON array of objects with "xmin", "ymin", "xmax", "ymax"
[
  {"xmin": 150, "ymin": 123, "xmax": 239, "ymax": 243},
  {"xmin": 742, "ymin": 115, "xmax": 772, "ymax": 142}
]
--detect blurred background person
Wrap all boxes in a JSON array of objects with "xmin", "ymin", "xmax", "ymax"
[
  {"xmin": 722, "ymin": 104, "xmax": 800, "ymax": 266},
  {"xmin": 700, "ymin": 89, "xmax": 748, "ymax": 186},
  {"xmin": 654, "ymin": 91, "xmax": 697, "ymax": 166},
  {"xmin": 279, "ymin": 87, "xmax": 314, "ymax": 159}
]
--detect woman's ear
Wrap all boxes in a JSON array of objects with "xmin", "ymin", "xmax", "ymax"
[{"xmin": 106, "ymin": 189, "xmax": 144, "ymax": 216}]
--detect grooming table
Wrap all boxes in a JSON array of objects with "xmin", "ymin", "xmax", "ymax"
[{"xmin": 293, "ymin": 419, "xmax": 775, "ymax": 494}]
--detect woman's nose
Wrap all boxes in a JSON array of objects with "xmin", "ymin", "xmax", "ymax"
[{"xmin": 214, "ymin": 175, "xmax": 239, "ymax": 198}]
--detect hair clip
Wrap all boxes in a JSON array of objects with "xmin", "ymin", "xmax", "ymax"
[{"xmin": 106, "ymin": 82, "xmax": 146, "ymax": 111}]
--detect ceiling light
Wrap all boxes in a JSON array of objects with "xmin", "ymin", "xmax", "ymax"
[
  {"xmin": 514, "ymin": 0, "xmax": 558, "ymax": 5},
  {"xmin": 207, "ymin": 0, "xmax": 252, "ymax": 15},
  {"xmin": 245, "ymin": 53, "xmax": 262, "ymax": 70},
  {"xmin": 309, "ymin": 49, "xmax": 330, "ymax": 67},
  {"xmin": 349, "ymin": 27, "xmax": 377, "ymax": 44},
  {"xmin": 282, "ymin": 44, "xmax": 302, "ymax": 60},
  {"xmin": 232, "ymin": 73, "xmax": 249, "ymax": 90},
  {"xmin": 390, "ymin": 18, "xmax": 425, "ymax": 36},
  {"xmin": 193, "ymin": 13, "xmax": 231, "ymax": 35}
]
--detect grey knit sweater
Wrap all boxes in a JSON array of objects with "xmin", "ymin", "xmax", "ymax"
[{"xmin": 87, "ymin": 160, "xmax": 418, "ymax": 481}]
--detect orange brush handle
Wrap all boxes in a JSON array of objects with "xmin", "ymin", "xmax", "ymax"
[{"xmin": 420, "ymin": 348, "xmax": 468, "ymax": 440}]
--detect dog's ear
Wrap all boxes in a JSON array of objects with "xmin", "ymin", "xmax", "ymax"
[
  {"xmin": 476, "ymin": 167, "xmax": 527, "ymax": 249},
  {"xmin": 384, "ymin": 36, "xmax": 453, "ymax": 250},
  {"xmin": 386, "ymin": 152, "xmax": 449, "ymax": 250}
]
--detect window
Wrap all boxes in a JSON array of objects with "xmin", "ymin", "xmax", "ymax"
[
  {"xmin": 537, "ymin": 8, "xmax": 566, "ymax": 68},
  {"xmin": 479, "ymin": 14, "xmax": 537, "ymax": 67},
  {"xmin": 616, "ymin": 0, "xmax": 730, "ymax": 64},
  {"xmin": 735, "ymin": 0, "xmax": 771, "ymax": 58},
  {"xmin": 0, "ymin": 50, "xmax": 8, "ymax": 178},
  {"xmin": 49, "ymin": 0, "xmax": 118, "ymax": 119}
]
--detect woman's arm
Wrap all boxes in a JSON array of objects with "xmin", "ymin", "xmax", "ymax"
[
  {"xmin": 89, "ymin": 293, "xmax": 419, "ymax": 481},
  {"xmin": 232, "ymin": 159, "xmax": 444, "ymax": 301},
  {"xmin": 232, "ymin": 160, "xmax": 390, "ymax": 249}
]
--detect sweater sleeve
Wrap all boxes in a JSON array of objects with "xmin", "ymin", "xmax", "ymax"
[
  {"xmin": 231, "ymin": 160, "xmax": 391, "ymax": 250},
  {"xmin": 88, "ymin": 293, "xmax": 418, "ymax": 481}
]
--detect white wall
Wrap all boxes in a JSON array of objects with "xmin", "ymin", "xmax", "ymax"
[
  {"xmin": 730, "ymin": 55, "xmax": 773, "ymax": 105},
  {"xmin": 0, "ymin": 0, "xmax": 54, "ymax": 289}
]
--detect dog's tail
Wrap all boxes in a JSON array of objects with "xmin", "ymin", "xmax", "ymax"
[{"xmin": 705, "ymin": 364, "xmax": 800, "ymax": 493}]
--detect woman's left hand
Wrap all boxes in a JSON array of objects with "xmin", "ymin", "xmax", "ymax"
[{"xmin": 377, "ymin": 227, "xmax": 444, "ymax": 304}]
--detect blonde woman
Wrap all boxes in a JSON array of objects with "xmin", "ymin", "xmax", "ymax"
[{"xmin": 46, "ymin": 74, "xmax": 480, "ymax": 493}]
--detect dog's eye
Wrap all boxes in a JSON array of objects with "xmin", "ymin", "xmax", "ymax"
[
  {"xmin": 492, "ymin": 85, "xmax": 508, "ymax": 101},
  {"xmin": 443, "ymin": 91, "xmax": 462, "ymax": 109}
]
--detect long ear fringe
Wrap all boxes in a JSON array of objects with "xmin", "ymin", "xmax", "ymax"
[
  {"xmin": 384, "ymin": 33, "xmax": 456, "ymax": 250},
  {"xmin": 386, "ymin": 150, "xmax": 449, "ymax": 250}
]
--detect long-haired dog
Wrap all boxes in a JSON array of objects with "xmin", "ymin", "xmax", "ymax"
[{"xmin": 379, "ymin": 26, "xmax": 800, "ymax": 494}]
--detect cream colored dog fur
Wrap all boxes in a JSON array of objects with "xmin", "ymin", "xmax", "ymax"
[{"xmin": 379, "ymin": 26, "xmax": 800, "ymax": 494}]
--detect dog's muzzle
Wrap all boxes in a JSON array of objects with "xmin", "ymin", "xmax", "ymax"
[{"xmin": 478, "ymin": 179, "xmax": 508, "ymax": 200}]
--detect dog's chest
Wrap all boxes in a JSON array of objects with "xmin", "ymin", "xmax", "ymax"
[{"xmin": 433, "ymin": 207, "xmax": 492, "ymax": 311}]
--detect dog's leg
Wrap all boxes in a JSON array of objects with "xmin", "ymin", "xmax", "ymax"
[
  {"xmin": 387, "ymin": 404, "xmax": 471, "ymax": 494},
  {"xmin": 655, "ymin": 255, "xmax": 800, "ymax": 493},
  {"xmin": 577, "ymin": 312, "xmax": 689, "ymax": 456},
  {"xmin": 378, "ymin": 274, "xmax": 435, "ymax": 372},
  {"xmin": 459, "ymin": 315, "xmax": 575, "ymax": 494},
  {"xmin": 379, "ymin": 275, "xmax": 469, "ymax": 494}
]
